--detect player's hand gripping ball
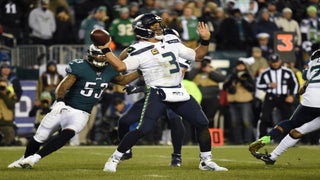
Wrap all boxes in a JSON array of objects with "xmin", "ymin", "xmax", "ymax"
[{"xmin": 90, "ymin": 29, "xmax": 111, "ymax": 46}]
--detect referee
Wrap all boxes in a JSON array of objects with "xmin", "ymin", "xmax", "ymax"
[{"xmin": 256, "ymin": 54, "xmax": 299, "ymax": 138}]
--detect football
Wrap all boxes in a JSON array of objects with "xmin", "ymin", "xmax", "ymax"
[{"xmin": 90, "ymin": 29, "xmax": 111, "ymax": 46}]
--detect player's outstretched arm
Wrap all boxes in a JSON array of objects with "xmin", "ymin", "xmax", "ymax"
[
  {"xmin": 194, "ymin": 22, "xmax": 210, "ymax": 62},
  {"xmin": 112, "ymin": 71, "xmax": 141, "ymax": 85},
  {"xmin": 97, "ymin": 42, "xmax": 127, "ymax": 72}
]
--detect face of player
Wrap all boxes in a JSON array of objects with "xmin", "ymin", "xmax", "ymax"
[{"xmin": 149, "ymin": 22, "xmax": 163, "ymax": 36}]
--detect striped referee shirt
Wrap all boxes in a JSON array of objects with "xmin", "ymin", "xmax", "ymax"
[{"xmin": 256, "ymin": 66, "xmax": 299, "ymax": 95}]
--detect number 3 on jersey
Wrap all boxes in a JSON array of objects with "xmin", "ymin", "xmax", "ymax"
[
  {"xmin": 162, "ymin": 52, "xmax": 180, "ymax": 74},
  {"xmin": 80, "ymin": 82, "xmax": 108, "ymax": 99}
]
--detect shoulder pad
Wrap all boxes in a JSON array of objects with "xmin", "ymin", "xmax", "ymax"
[
  {"xmin": 130, "ymin": 45, "xmax": 155, "ymax": 56},
  {"xmin": 66, "ymin": 59, "xmax": 86, "ymax": 75}
]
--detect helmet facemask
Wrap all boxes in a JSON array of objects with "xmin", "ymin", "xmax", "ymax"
[
  {"xmin": 132, "ymin": 13, "xmax": 164, "ymax": 40},
  {"xmin": 87, "ymin": 45, "xmax": 107, "ymax": 69}
]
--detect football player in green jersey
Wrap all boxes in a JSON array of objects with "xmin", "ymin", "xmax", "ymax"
[{"xmin": 8, "ymin": 45, "xmax": 140, "ymax": 169}]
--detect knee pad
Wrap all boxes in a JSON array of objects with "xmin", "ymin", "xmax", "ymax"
[{"xmin": 289, "ymin": 129, "xmax": 303, "ymax": 139}]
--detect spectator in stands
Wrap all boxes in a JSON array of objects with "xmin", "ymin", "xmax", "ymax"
[
  {"xmin": 129, "ymin": 1, "xmax": 140, "ymax": 18},
  {"xmin": 109, "ymin": 7, "xmax": 135, "ymax": 52},
  {"xmin": 253, "ymin": 8, "xmax": 278, "ymax": 48},
  {"xmin": 33, "ymin": 91, "xmax": 52, "ymax": 130},
  {"xmin": 53, "ymin": 6, "xmax": 76, "ymax": 44},
  {"xmin": 198, "ymin": 5, "xmax": 216, "ymax": 53},
  {"xmin": 36, "ymin": 60, "xmax": 64, "ymax": 102},
  {"xmin": 0, "ymin": 0, "xmax": 30, "ymax": 45},
  {"xmin": 256, "ymin": 32, "xmax": 274, "ymax": 59},
  {"xmin": 179, "ymin": 7, "xmax": 199, "ymax": 49},
  {"xmin": 172, "ymin": 0, "xmax": 185, "ymax": 16},
  {"xmin": 189, "ymin": 56, "xmax": 226, "ymax": 128},
  {"xmin": 223, "ymin": 60, "xmax": 255, "ymax": 144},
  {"xmin": 217, "ymin": 8, "xmax": 254, "ymax": 51},
  {"xmin": 28, "ymin": 0, "xmax": 56, "ymax": 46},
  {"xmin": 73, "ymin": 0, "xmax": 111, "ymax": 31},
  {"xmin": 78, "ymin": 6, "xmax": 109, "ymax": 45},
  {"xmin": 186, "ymin": 0, "xmax": 206, "ymax": 18},
  {"xmin": 212, "ymin": 7, "xmax": 226, "ymax": 50},
  {"xmin": 0, "ymin": 62, "xmax": 23, "ymax": 102},
  {"xmin": 138, "ymin": 0, "xmax": 159, "ymax": 15},
  {"xmin": 0, "ymin": 78, "xmax": 16, "ymax": 146},
  {"xmin": 301, "ymin": 5, "xmax": 320, "ymax": 57},
  {"xmin": 247, "ymin": 47, "xmax": 269, "ymax": 79},
  {"xmin": 112, "ymin": 0, "xmax": 129, "ymax": 19},
  {"xmin": 276, "ymin": 7, "xmax": 302, "ymax": 50},
  {"xmin": 266, "ymin": 1, "xmax": 281, "ymax": 24},
  {"xmin": 160, "ymin": 10, "xmax": 183, "ymax": 36}
]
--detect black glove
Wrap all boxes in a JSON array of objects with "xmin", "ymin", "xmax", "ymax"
[{"xmin": 123, "ymin": 85, "xmax": 146, "ymax": 95}]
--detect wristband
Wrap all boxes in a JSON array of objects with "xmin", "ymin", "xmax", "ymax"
[
  {"xmin": 56, "ymin": 98, "xmax": 64, "ymax": 102},
  {"xmin": 200, "ymin": 39, "xmax": 210, "ymax": 46},
  {"xmin": 102, "ymin": 48, "xmax": 111, "ymax": 54}
]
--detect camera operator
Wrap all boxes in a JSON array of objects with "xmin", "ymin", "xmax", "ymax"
[
  {"xmin": 0, "ymin": 78, "xmax": 17, "ymax": 146},
  {"xmin": 223, "ymin": 60, "xmax": 255, "ymax": 144},
  {"xmin": 190, "ymin": 56, "xmax": 226, "ymax": 128}
]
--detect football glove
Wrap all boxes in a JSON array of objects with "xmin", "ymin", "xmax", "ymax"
[
  {"xmin": 123, "ymin": 85, "xmax": 146, "ymax": 95},
  {"xmin": 50, "ymin": 101, "xmax": 68, "ymax": 115}
]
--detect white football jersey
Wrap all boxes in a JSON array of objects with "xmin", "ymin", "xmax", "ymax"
[
  {"xmin": 301, "ymin": 58, "xmax": 320, "ymax": 107},
  {"xmin": 123, "ymin": 34, "xmax": 195, "ymax": 87}
]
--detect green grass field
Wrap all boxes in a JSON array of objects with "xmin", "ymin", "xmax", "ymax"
[{"xmin": 0, "ymin": 145, "xmax": 319, "ymax": 180}]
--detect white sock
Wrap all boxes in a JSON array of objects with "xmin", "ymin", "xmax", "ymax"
[
  {"xmin": 113, "ymin": 150, "xmax": 124, "ymax": 160},
  {"xmin": 200, "ymin": 151, "xmax": 212, "ymax": 160},
  {"xmin": 33, "ymin": 154, "xmax": 42, "ymax": 163},
  {"xmin": 270, "ymin": 135, "xmax": 299, "ymax": 161}
]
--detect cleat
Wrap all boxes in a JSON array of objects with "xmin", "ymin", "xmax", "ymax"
[
  {"xmin": 251, "ymin": 152, "xmax": 264, "ymax": 160},
  {"xmin": 170, "ymin": 153, "xmax": 182, "ymax": 167},
  {"xmin": 8, "ymin": 156, "xmax": 24, "ymax": 168},
  {"xmin": 199, "ymin": 155, "xmax": 228, "ymax": 171},
  {"xmin": 249, "ymin": 136, "xmax": 270, "ymax": 153},
  {"xmin": 19, "ymin": 155, "xmax": 37, "ymax": 169},
  {"xmin": 103, "ymin": 155, "xmax": 120, "ymax": 172},
  {"xmin": 120, "ymin": 151, "xmax": 132, "ymax": 161},
  {"xmin": 260, "ymin": 154, "xmax": 276, "ymax": 165}
]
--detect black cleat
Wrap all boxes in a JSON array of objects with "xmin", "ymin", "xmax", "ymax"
[
  {"xmin": 260, "ymin": 154, "xmax": 276, "ymax": 165},
  {"xmin": 170, "ymin": 153, "xmax": 182, "ymax": 167},
  {"xmin": 251, "ymin": 152, "xmax": 264, "ymax": 160},
  {"xmin": 120, "ymin": 150, "xmax": 132, "ymax": 161}
]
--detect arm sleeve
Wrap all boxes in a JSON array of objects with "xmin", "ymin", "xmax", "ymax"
[{"xmin": 123, "ymin": 56, "xmax": 140, "ymax": 71}]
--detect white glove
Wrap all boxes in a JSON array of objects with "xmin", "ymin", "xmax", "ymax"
[{"xmin": 50, "ymin": 101, "xmax": 68, "ymax": 115}]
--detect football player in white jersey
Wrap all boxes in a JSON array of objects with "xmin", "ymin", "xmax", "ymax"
[
  {"xmin": 7, "ymin": 45, "xmax": 140, "ymax": 169},
  {"xmin": 98, "ymin": 13, "xmax": 228, "ymax": 172},
  {"xmin": 249, "ymin": 49, "xmax": 320, "ymax": 164}
]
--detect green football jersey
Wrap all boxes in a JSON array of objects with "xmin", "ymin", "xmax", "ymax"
[{"xmin": 64, "ymin": 59, "xmax": 119, "ymax": 113}]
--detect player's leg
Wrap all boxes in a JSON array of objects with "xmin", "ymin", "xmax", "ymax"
[
  {"xmin": 118, "ymin": 97, "xmax": 145, "ymax": 160},
  {"xmin": 259, "ymin": 117, "xmax": 320, "ymax": 165},
  {"xmin": 250, "ymin": 105, "xmax": 319, "ymax": 154},
  {"xmin": 166, "ymin": 108, "xmax": 184, "ymax": 166},
  {"xmin": 104, "ymin": 88, "xmax": 166, "ymax": 172},
  {"xmin": 19, "ymin": 108, "xmax": 89, "ymax": 169},
  {"xmin": 8, "ymin": 111, "xmax": 61, "ymax": 168},
  {"xmin": 171, "ymin": 96, "xmax": 228, "ymax": 171}
]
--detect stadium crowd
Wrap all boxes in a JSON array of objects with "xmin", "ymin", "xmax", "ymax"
[{"xmin": 0, "ymin": 0, "xmax": 320, "ymax": 146}]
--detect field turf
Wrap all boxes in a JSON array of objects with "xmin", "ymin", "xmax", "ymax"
[{"xmin": 1, "ymin": 145, "xmax": 319, "ymax": 180}]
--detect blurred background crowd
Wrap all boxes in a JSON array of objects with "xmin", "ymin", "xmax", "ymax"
[{"xmin": 0, "ymin": 0, "xmax": 320, "ymax": 146}]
